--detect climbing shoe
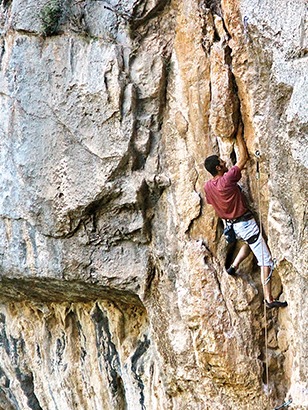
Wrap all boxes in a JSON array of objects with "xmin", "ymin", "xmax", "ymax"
[
  {"xmin": 265, "ymin": 300, "xmax": 288, "ymax": 309},
  {"xmin": 226, "ymin": 266, "xmax": 236, "ymax": 276}
]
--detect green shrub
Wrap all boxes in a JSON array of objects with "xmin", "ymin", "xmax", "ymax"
[{"xmin": 40, "ymin": 0, "xmax": 63, "ymax": 36}]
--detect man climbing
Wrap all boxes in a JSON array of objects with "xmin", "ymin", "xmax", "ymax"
[{"xmin": 203, "ymin": 123, "xmax": 287, "ymax": 309}]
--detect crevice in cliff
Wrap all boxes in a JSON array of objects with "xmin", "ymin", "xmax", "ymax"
[
  {"xmin": 143, "ymin": 259, "xmax": 156, "ymax": 300},
  {"xmin": 16, "ymin": 369, "xmax": 43, "ymax": 410},
  {"xmin": 131, "ymin": 335, "xmax": 150, "ymax": 409},
  {"xmin": 201, "ymin": 0, "xmax": 222, "ymax": 16},
  {"xmin": 185, "ymin": 192, "xmax": 203, "ymax": 237},
  {"xmin": 92, "ymin": 303, "xmax": 127, "ymax": 405},
  {"xmin": 0, "ymin": 38, "xmax": 5, "ymax": 68},
  {"xmin": 129, "ymin": 0, "xmax": 171, "ymax": 31}
]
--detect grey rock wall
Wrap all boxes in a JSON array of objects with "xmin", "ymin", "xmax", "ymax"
[{"xmin": 0, "ymin": 0, "xmax": 307, "ymax": 409}]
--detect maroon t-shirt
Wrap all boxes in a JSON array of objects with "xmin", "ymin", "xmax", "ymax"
[{"xmin": 204, "ymin": 166, "xmax": 248, "ymax": 219}]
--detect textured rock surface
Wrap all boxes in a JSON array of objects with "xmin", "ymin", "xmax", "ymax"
[{"xmin": 0, "ymin": 0, "xmax": 307, "ymax": 409}]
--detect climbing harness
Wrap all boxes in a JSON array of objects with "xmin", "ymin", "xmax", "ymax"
[
  {"xmin": 273, "ymin": 398, "xmax": 292, "ymax": 410},
  {"xmin": 224, "ymin": 211, "xmax": 254, "ymax": 243},
  {"xmin": 255, "ymin": 150, "xmax": 270, "ymax": 388},
  {"xmin": 223, "ymin": 222, "xmax": 236, "ymax": 243}
]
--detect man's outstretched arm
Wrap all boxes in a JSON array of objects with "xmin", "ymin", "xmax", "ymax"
[{"xmin": 235, "ymin": 122, "xmax": 249, "ymax": 170}]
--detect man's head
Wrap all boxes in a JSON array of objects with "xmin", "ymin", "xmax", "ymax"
[{"xmin": 204, "ymin": 155, "xmax": 228, "ymax": 176}]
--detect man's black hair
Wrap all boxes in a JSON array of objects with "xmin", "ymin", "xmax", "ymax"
[{"xmin": 204, "ymin": 155, "xmax": 220, "ymax": 176}]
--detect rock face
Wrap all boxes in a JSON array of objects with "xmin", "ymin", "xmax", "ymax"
[{"xmin": 0, "ymin": 0, "xmax": 307, "ymax": 409}]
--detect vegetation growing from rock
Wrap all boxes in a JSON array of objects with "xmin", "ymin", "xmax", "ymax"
[{"xmin": 40, "ymin": 0, "xmax": 63, "ymax": 36}]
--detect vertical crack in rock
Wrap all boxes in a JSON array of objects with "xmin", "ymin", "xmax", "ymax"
[
  {"xmin": 209, "ymin": 13, "xmax": 240, "ymax": 148},
  {"xmin": 131, "ymin": 336, "xmax": 151, "ymax": 410},
  {"xmin": 91, "ymin": 303, "xmax": 127, "ymax": 408},
  {"xmin": 15, "ymin": 370, "xmax": 43, "ymax": 410}
]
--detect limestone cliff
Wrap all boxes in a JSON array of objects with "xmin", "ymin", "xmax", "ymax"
[{"xmin": 0, "ymin": 0, "xmax": 307, "ymax": 409}]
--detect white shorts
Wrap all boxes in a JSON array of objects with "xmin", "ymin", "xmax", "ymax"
[{"xmin": 232, "ymin": 218, "xmax": 273, "ymax": 267}]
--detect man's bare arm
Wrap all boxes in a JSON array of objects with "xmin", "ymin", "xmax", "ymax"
[{"xmin": 235, "ymin": 122, "xmax": 249, "ymax": 170}]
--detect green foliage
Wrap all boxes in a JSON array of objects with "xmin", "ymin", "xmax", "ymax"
[{"xmin": 40, "ymin": 0, "xmax": 63, "ymax": 36}]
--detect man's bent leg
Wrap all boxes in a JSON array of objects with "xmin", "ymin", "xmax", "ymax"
[
  {"xmin": 226, "ymin": 243, "xmax": 250, "ymax": 275},
  {"xmin": 232, "ymin": 243, "xmax": 250, "ymax": 268}
]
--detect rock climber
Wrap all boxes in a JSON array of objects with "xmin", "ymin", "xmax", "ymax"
[{"xmin": 203, "ymin": 122, "xmax": 287, "ymax": 309}]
